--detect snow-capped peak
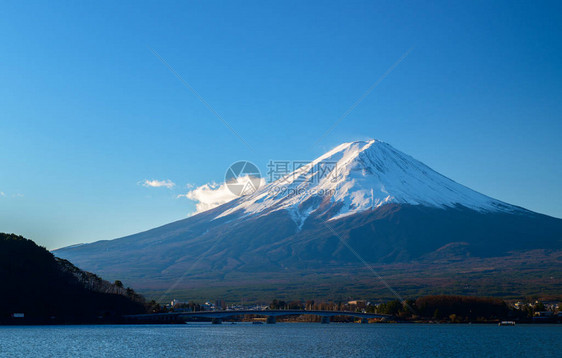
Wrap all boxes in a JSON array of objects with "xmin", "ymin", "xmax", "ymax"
[{"xmin": 216, "ymin": 139, "xmax": 516, "ymax": 223}]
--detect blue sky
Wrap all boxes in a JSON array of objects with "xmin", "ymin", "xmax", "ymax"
[{"xmin": 1, "ymin": 1, "xmax": 561, "ymax": 249}]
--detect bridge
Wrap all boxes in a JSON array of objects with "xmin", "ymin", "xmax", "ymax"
[{"xmin": 125, "ymin": 310, "xmax": 392, "ymax": 324}]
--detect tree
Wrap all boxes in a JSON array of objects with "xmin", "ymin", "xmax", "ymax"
[{"xmin": 534, "ymin": 302, "xmax": 545, "ymax": 312}]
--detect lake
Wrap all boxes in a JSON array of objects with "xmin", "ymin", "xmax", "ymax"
[{"xmin": 0, "ymin": 323, "xmax": 560, "ymax": 357}]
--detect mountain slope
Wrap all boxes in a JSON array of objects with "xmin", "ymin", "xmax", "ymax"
[
  {"xmin": 53, "ymin": 140, "xmax": 562, "ymax": 300},
  {"xmin": 0, "ymin": 233, "xmax": 146, "ymax": 324}
]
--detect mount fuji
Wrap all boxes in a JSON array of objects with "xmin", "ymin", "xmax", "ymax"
[
  {"xmin": 217, "ymin": 140, "xmax": 518, "ymax": 224},
  {"xmin": 54, "ymin": 140, "xmax": 562, "ymax": 300}
]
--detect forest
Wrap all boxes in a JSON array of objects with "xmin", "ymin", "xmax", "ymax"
[{"xmin": 0, "ymin": 233, "xmax": 147, "ymax": 324}]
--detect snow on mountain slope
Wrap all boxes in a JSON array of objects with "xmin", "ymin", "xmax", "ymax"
[{"xmin": 217, "ymin": 140, "xmax": 518, "ymax": 224}]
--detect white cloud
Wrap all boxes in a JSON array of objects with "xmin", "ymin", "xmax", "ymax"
[
  {"xmin": 1, "ymin": 192, "xmax": 24, "ymax": 198},
  {"xmin": 178, "ymin": 176, "xmax": 265, "ymax": 214},
  {"xmin": 177, "ymin": 181, "xmax": 238, "ymax": 213},
  {"xmin": 141, "ymin": 179, "xmax": 176, "ymax": 189}
]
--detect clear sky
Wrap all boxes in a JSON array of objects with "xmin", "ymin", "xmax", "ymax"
[{"xmin": 1, "ymin": 1, "xmax": 561, "ymax": 249}]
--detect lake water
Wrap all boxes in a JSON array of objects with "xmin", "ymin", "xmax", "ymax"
[{"xmin": 0, "ymin": 323, "xmax": 560, "ymax": 357}]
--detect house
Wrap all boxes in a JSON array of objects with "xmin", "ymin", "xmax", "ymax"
[
  {"xmin": 171, "ymin": 299, "xmax": 189, "ymax": 308},
  {"xmin": 215, "ymin": 299, "xmax": 226, "ymax": 310},
  {"xmin": 347, "ymin": 300, "xmax": 367, "ymax": 309},
  {"xmin": 513, "ymin": 301, "xmax": 524, "ymax": 309}
]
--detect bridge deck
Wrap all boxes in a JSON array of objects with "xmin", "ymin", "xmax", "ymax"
[{"xmin": 126, "ymin": 309, "xmax": 390, "ymax": 320}]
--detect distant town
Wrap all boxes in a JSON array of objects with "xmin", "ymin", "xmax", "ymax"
[{"xmin": 140, "ymin": 296, "xmax": 562, "ymax": 324}]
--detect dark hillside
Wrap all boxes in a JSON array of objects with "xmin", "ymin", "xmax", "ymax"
[{"xmin": 0, "ymin": 233, "xmax": 146, "ymax": 324}]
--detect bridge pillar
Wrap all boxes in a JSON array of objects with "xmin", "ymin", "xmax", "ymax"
[
  {"xmin": 361, "ymin": 318, "xmax": 369, "ymax": 324},
  {"xmin": 266, "ymin": 316, "xmax": 276, "ymax": 324},
  {"xmin": 211, "ymin": 318, "xmax": 223, "ymax": 324},
  {"xmin": 321, "ymin": 316, "xmax": 330, "ymax": 324}
]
